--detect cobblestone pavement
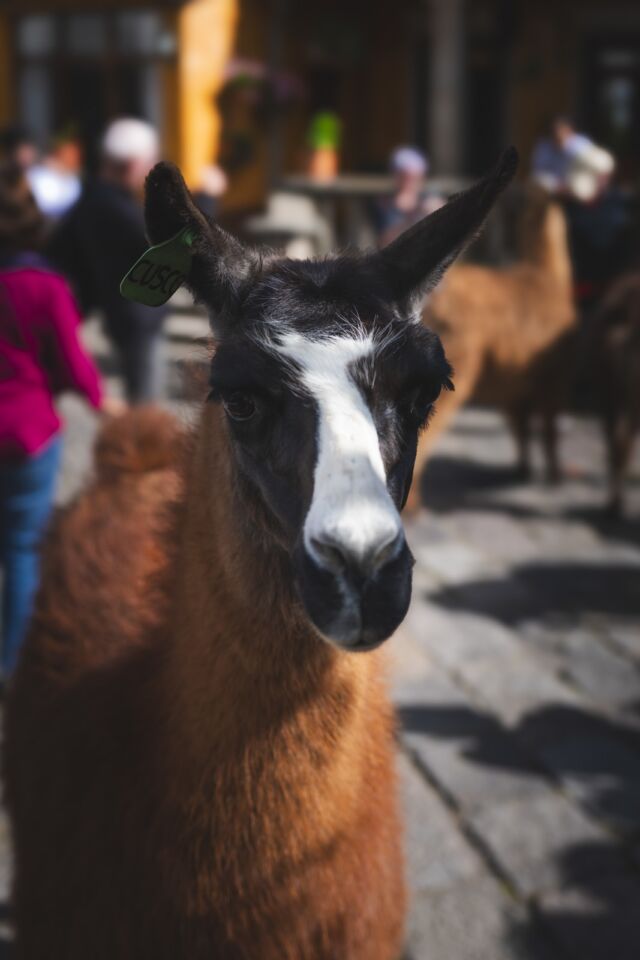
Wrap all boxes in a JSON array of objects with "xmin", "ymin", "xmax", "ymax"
[
  {"xmin": 1, "ymin": 313, "xmax": 639, "ymax": 959},
  {"xmin": 397, "ymin": 408, "xmax": 640, "ymax": 960}
]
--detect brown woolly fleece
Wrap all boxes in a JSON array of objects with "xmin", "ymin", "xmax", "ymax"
[
  {"xmin": 4, "ymin": 406, "xmax": 405, "ymax": 960},
  {"xmin": 407, "ymin": 187, "xmax": 576, "ymax": 509}
]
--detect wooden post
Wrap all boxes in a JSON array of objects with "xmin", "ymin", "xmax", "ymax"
[
  {"xmin": 428, "ymin": 0, "xmax": 465, "ymax": 174},
  {"xmin": 266, "ymin": 0, "xmax": 287, "ymax": 189},
  {"xmin": 0, "ymin": 12, "xmax": 14, "ymax": 127}
]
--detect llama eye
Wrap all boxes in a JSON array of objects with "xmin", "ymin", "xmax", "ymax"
[
  {"xmin": 223, "ymin": 392, "xmax": 257, "ymax": 421},
  {"xmin": 406, "ymin": 384, "xmax": 441, "ymax": 424}
]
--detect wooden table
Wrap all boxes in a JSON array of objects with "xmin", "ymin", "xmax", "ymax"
[{"xmin": 278, "ymin": 173, "xmax": 472, "ymax": 249}]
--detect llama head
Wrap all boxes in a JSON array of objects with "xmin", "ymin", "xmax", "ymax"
[{"xmin": 144, "ymin": 149, "xmax": 517, "ymax": 650}]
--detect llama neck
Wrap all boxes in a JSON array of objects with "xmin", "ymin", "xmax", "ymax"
[
  {"xmin": 161, "ymin": 405, "xmax": 379, "ymax": 775},
  {"xmin": 525, "ymin": 202, "xmax": 573, "ymax": 295}
]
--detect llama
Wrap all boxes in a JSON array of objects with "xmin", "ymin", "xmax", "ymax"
[
  {"xmin": 588, "ymin": 271, "xmax": 640, "ymax": 515},
  {"xmin": 405, "ymin": 184, "xmax": 575, "ymax": 511},
  {"xmin": 4, "ymin": 150, "xmax": 516, "ymax": 959}
]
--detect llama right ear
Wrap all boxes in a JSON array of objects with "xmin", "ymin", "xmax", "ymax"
[
  {"xmin": 144, "ymin": 162, "xmax": 258, "ymax": 318},
  {"xmin": 373, "ymin": 147, "xmax": 518, "ymax": 307}
]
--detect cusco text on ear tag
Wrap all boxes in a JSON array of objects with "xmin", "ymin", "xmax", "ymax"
[{"xmin": 120, "ymin": 227, "xmax": 195, "ymax": 307}]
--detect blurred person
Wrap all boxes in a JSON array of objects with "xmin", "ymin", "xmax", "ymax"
[
  {"xmin": 0, "ymin": 162, "xmax": 118, "ymax": 676},
  {"xmin": 0, "ymin": 125, "xmax": 38, "ymax": 172},
  {"xmin": 532, "ymin": 116, "xmax": 628, "ymax": 309},
  {"xmin": 49, "ymin": 118, "xmax": 166, "ymax": 404},
  {"xmin": 27, "ymin": 135, "xmax": 83, "ymax": 219},
  {"xmin": 531, "ymin": 116, "xmax": 615, "ymax": 202},
  {"xmin": 372, "ymin": 146, "xmax": 444, "ymax": 246},
  {"xmin": 192, "ymin": 163, "xmax": 228, "ymax": 221}
]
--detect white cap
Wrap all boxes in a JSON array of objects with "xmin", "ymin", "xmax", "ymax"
[
  {"xmin": 567, "ymin": 143, "xmax": 615, "ymax": 202},
  {"xmin": 101, "ymin": 118, "xmax": 159, "ymax": 162},
  {"xmin": 391, "ymin": 146, "xmax": 429, "ymax": 176}
]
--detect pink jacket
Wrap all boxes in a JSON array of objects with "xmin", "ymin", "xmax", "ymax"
[{"xmin": 0, "ymin": 256, "xmax": 102, "ymax": 461}]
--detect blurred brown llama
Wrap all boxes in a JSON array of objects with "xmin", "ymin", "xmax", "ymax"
[{"xmin": 406, "ymin": 184, "xmax": 575, "ymax": 511}]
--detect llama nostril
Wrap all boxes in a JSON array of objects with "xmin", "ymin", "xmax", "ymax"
[
  {"xmin": 310, "ymin": 530, "xmax": 404, "ymax": 579},
  {"xmin": 310, "ymin": 536, "xmax": 347, "ymax": 573},
  {"xmin": 370, "ymin": 530, "xmax": 404, "ymax": 573}
]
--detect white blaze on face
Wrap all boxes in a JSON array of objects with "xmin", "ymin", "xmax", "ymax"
[{"xmin": 278, "ymin": 331, "xmax": 402, "ymax": 569}]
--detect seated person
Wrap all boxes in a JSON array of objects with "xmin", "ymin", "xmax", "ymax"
[{"xmin": 372, "ymin": 147, "xmax": 443, "ymax": 247}]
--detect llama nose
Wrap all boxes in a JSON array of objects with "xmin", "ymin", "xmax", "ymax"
[{"xmin": 310, "ymin": 529, "xmax": 404, "ymax": 581}]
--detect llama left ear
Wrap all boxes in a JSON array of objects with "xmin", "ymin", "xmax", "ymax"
[
  {"xmin": 373, "ymin": 147, "xmax": 519, "ymax": 306},
  {"xmin": 144, "ymin": 162, "xmax": 258, "ymax": 317}
]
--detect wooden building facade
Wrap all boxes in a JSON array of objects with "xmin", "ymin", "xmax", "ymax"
[{"xmin": 1, "ymin": 0, "xmax": 639, "ymax": 208}]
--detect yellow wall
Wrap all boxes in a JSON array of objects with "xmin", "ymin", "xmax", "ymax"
[
  {"xmin": 176, "ymin": 0, "xmax": 238, "ymax": 186},
  {"xmin": 218, "ymin": 0, "xmax": 269, "ymax": 212}
]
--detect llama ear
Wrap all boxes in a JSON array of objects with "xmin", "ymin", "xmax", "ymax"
[
  {"xmin": 144, "ymin": 162, "xmax": 258, "ymax": 316},
  {"xmin": 373, "ymin": 147, "xmax": 519, "ymax": 306}
]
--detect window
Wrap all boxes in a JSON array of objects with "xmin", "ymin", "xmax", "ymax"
[
  {"xmin": 65, "ymin": 14, "xmax": 108, "ymax": 57},
  {"xmin": 14, "ymin": 11, "xmax": 176, "ymax": 158},
  {"xmin": 16, "ymin": 15, "xmax": 56, "ymax": 57},
  {"xmin": 19, "ymin": 64, "xmax": 52, "ymax": 142},
  {"xmin": 116, "ymin": 12, "xmax": 169, "ymax": 56}
]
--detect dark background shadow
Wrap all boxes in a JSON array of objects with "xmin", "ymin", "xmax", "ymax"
[{"xmin": 428, "ymin": 561, "xmax": 640, "ymax": 624}]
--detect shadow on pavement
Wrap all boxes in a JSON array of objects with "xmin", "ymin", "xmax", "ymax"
[
  {"xmin": 400, "ymin": 699, "xmax": 640, "ymax": 957},
  {"xmin": 400, "ymin": 698, "xmax": 640, "ymax": 832},
  {"xmin": 428, "ymin": 561, "xmax": 640, "ymax": 624},
  {"xmin": 419, "ymin": 453, "xmax": 640, "ymax": 552},
  {"xmin": 565, "ymin": 505, "xmax": 640, "ymax": 552},
  {"xmin": 419, "ymin": 455, "xmax": 530, "ymax": 513},
  {"xmin": 399, "ymin": 703, "xmax": 547, "ymax": 778},
  {"xmin": 510, "ymin": 841, "xmax": 640, "ymax": 960}
]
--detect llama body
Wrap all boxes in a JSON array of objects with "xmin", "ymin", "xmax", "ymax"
[
  {"xmin": 5, "ymin": 152, "xmax": 516, "ymax": 958},
  {"xmin": 408, "ymin": 188, "xmax": 575, "ymax": 508},
  {"xmin": 6, "ymin": 411, "xmax": 404, "ymax": 959}
]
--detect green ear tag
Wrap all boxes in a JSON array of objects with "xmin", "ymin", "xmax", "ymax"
[{"xmin": 120, "ymin": 227, "xmax": 195, "ymax": 307}]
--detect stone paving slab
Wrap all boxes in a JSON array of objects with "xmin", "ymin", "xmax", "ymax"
[
  {"xmin": 406, "ymin": 878, "xmax": 559, "ymax": 960},
  {"xmin": 468, "ymin": 792, "xmax": 624, "ymax": 899},
  {"xmin": 549, "ymin": 628, "xmax": 640, "ymax": 712},
  {"xmin": 402, "ymin": 600, "xmax": 526, "ymax": 670},
  {"xmin": 398, "ymin": 752, "xmax": 485, "ymax": 894},
  {"xmin": 606, "ymin": 621, "xmax": 640, "ymax": 666},
  {"xmin": 452, "ymin": 656, "xmax": 584, "ymax": 731}
]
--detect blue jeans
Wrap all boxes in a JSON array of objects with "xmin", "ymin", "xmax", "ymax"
[{"xmin": 0, "ymin": 437, "xmax": 61, "ymax": 676}]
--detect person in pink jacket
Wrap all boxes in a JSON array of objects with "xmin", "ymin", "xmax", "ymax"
[{"xmin": 0, "ymin": 161, "xmax": 119, "ymax": 676}]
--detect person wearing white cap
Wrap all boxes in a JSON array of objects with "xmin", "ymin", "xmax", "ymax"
[
  {"xmin": 531, "ymin": 116, "xmax": 615, "ymax": 203},
  {"xmin": 373, "ymin": 145, "xmax": 444, "ymax": 247},
  {"xmin": 49, "ymin": 118, "xmax": 165, "ymax": 404},
  {"xmin": 532, "ymin": 116, "xmax": 629, "ymax": 310},
  {"xmin": 101, "ymin": 118, "xmax": 159, "ymax": 196}
]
